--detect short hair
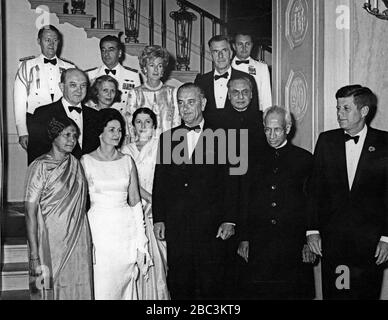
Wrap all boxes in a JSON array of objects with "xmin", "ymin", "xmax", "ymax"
[
  {"xmin": 233, "ymin": 32, "xmax": 253, "ymax": 43},
  {"xmin": 227, "ymin": 77, "xmax": 253, "ymax": 91},
  {"xmin": 88, "ymin": 75, "xmax": 121, "ymax": 105},
  {"xmin": 47, "ymin": 117, "xmax": 80, "ymax": 142},
  {"xmin": 38, "ymin": 25, "xmax": 61, "ymax": 40},
  {"xmin": 263, "ymin": 106, "xmax": 292, "ymax": 128},
  {"xmin": 131, "ymin": 108, "xmax": 158, "ymax": 129},
  {"xmin": 177, "ymin": 83, "xmax": 205, "ymax": 99},
  {"xmin": 60, "ymin": 68, "xmax": 87, "ymax": 84},
  {"xmin": 99, "ymin": 35, "xmax": 122, "ymax": 51},
  {"xmin": 208, "ymin": 35, "xmax": 231, "ymax": 49},
  {"xmin": 96, "ymin": 108, "xmax": 126, "ymax": 147},
  {"xmin": 335, "ymin": 85, "xmax": 377, "ymax": 110},
  {"xmin": 138, "ymin": 45, "xmax": 170, "ymax": 74}
]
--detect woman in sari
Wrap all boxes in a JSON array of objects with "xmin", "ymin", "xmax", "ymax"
[
  {"xmin": 25, "ymin": 117, "xmax": 93, "ymax": 300},
  {"xmin": 122, "ymin": 45, "xmax": 181, "ymax": 144},
  {"xmin": 121, "ymin": 108, "xmax": 170, "ymax": 300}
]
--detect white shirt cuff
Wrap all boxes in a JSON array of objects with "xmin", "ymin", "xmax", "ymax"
[
  {"xmin": 380, "ymin": 236, "xmax": 388, "ymax": 243},
  {"xmin": 306, "ymin": 230, "xmax": 320, "ymax": 236}
]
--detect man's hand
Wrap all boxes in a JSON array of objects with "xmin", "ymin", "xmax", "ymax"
[
  {"xmin": 154, "ymin": 222, "xmax": 165, "ymax": 241},
  {"xmin": 19, "ymin": 135, "xmax": 29, "ymax": 150},
  {"xmin": 302, "ymin": 244, "xmax": 317, "ymax": 264},
  {"xmin": 375, "ymin": 241, "xmax": 388, "ymax": 265},
  {"xmin": 307, "ymin": 234, "xmax": 322, "ymax": 257},
  {"xmin": 216, "ymin": 223, "xmax": 235, "ymax": 240},
  {"xmin": 237, "ymin": 241, "xmax": 249, "ymax": 263}
]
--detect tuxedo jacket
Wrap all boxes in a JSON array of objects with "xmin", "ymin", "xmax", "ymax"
[
  {"xmin": 28, "ymin": 100, "xmax": 100, "ymax": 164},
  {"xmin": 309, "ymin": 127, "xmax": 388, "ymax": 263},
  {"xmin": 152, "ymin": 123, "xmax": 237, "ymax": 247},
  {"xmin": 194, "ymin": 68, "xmax": 259, "ymax": 128}
]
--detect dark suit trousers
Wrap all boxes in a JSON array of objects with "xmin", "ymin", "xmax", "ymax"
[{"xmin": 167, "ymin": 236, "xmax": 227, "ymax": 300}]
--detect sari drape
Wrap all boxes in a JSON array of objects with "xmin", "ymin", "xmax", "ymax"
[{"xmin": 25, "ymin": 153, "xmax": 93, "ymax": 300}]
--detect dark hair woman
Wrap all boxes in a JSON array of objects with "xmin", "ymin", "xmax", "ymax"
[{"xmin": 25, "ymin": 117, "xmax": 93, "ymax": 300}]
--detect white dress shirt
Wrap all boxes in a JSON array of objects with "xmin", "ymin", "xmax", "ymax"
[
  {"xmin": 214, "ymin": 67, "xmax": 232, "ymax": 109},
  {"xmin": 62, "ymin": 98, "xmax": 83, "ymax": 148},
  {"xmin": 187, "ymin": 119, "xmax": 204, "ymax": 158},
  {"xmin": 307, "ymin": 125, "xmax": 388, "ymax": 243}
]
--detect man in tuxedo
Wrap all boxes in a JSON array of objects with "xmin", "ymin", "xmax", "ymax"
[
  {"xmin": 194, "ymin": 35, "xmax": 258, "ymax": 129},
  {"xmin": 152, "ymin": 83, "xmax": 237, "ymax": 300},
  {"xmin": 28, "ymin": 68, "xmax": 99, "ymax": 163},
  {"xmin": 86, "ymin": 35, "xmax": 141, "ymax": 112},
  {"xmin": 231, "ymin": 33, "xmax": 272, "ymax": 111},
  {"xmin": 307, "ymin": 85, "xmax": 388, "ymax": 299},
  {"xmin": 238, "ymin": 106, "xmax": 315, "ymax": 299},
  {"xmin": 13, "ymin": 25, "xmax": 75, "ymax": 163}
]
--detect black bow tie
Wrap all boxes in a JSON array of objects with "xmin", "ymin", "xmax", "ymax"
[
  {"xmin": 69, "ymin": 106, "xmax": 82, "ymax": 114},
  {"xmin": 105, "ymin": 69, "xmax": 117, "ymax": 75},
  {"xmin": 236, "ymin": 60, "xmax": 249, "ymax": 65},
  {"xmin": 344, "ymin": 134, "xmax": 360, "ymax": 144},
  {"xmin": 44, "ymin": 58, "xmax": 57, "ymax": 65},
  {"xmin": 214, "ymin": 72, "xmax": 229, "ymax": 81},
  {"xmin": 184, "ymin": 125, "xmax": 201, "ymax": 132}
]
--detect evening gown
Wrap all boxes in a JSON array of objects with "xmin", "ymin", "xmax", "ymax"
[
  {"xmin": 81, "ymin": 154, "xmax": 149, "ymax": 300},
  {"xmin": 121, "ymin": 137, "xmax": 170, "ymax": 300}
]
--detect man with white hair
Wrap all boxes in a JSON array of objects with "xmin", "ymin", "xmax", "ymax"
[{"xmin": 238, "ymin": 106, "xmax": 315, "ymax": 299}]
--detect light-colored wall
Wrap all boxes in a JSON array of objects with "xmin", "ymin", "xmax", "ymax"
[
  {"xmin": 323, "ymin": 1, "xmax": 388, "ymax": 133},
  {"xmin": 5, "ymin": 0, "xmax": 221, "ymax": 201}
]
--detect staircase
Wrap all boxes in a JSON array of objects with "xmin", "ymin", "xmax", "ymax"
[
  {"xmin": 27, "ymin": 0, "xmax": 201, "ymax": 84},
  {"xmin": 0, "ymin": 204, "xmax": 29, "ymax": 300}
]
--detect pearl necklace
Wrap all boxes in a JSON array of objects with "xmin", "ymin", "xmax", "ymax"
[{"xmin": 97, "ymin": 147, "xmax": 118, "ymax": 161}]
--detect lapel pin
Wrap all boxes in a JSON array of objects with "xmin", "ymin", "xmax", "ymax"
[{"xmin": 369, "ymin": 146, "xmax": 376, "ymax": 152}]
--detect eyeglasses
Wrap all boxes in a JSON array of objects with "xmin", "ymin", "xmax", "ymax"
[{"xmin": 60, "ymin": 132, "xmax": 79, "ymax": 140}]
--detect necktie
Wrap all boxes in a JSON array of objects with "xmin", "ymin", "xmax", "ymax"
[
  {"xmin": 105, "ymin": 69, "xmax": 117, "ymax": 75},
  {"xmin": 344, "ymin": 134, "xmax": 360, "ymax": 144},
  {"xmin": 184, "ymin": 125, "xmax": 201, "ymax": 132},
  {"xmin": 44, "ymin": 58, "xmax": 57, "ymax": 66},
  {"xmin": 69, "ymin": 106, "xmax": 82, "ymax": 114},
  {"xmin": 214, "ymin": 72, "xmax": 229, "ymax": 81},
  {"xmin": 236, "ymin": 60, "xmax": 249, "ymax": 65}
]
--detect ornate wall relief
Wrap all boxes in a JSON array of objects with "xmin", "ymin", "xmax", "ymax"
[
  {"xmin": 285, "ymin": 0, "xmax": 309, "ymax": 50},
  {"xmin": 285, "ymin": 70, "xmax": 308, "ymax": 122}
]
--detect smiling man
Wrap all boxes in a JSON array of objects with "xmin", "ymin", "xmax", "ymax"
[
  {"xmin": 194, "ymin": 35, "xmax": 258, "ymax": 129},
  {"xmin": 14, "ymin": 25, "xmax": 75, "ymax": 163},
  {"xmin": 86, "ymin": 35, "xmax": 141, "ymax": 111},
  {"xmin": 308, "ymin": 85, "xmax": 388, "ymax": 300},
  {"xmin": 28, "ymin": 68, "xmax": 99, "ymax": 163}
]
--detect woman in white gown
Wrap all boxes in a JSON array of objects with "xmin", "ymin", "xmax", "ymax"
[
  {"xmin": 121, "ymin": 108, "xmax": 170, "ymax": 300},
  {"xmin": 81, "ymin": 108, "xmax": 151, "ymax": 300}
]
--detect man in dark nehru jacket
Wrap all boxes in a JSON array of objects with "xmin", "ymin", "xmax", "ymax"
[
  {"xmin": 307, "ymin": 85, "xmax": 388, "ymax": 300},
  {"xmin": 239, "ymin": 106, "xmax": 316, "ymax": 300}
]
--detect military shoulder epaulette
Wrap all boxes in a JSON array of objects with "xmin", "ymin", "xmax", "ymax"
[
  {"xmin": 84, "ymin": 67, "xmax": 98, "ymax": 73},
  {"xmin": 19, "ymin": 55, "xmax": 35, "ymax": 62},
  {"xmin": 60, "ymin": 57, "xmax": 76, "ymax": 66},
  {"xmin": 123, "ymin": 66, "xmax": 139, "ymax": 73}
]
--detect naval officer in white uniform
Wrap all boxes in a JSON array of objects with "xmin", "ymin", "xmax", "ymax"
[
  {"xmin": 231, "ymin": 33, "xmax": 272, "ymax": 111},
  {"xmin": 13, "ymin": 24, "xmax": 75, "ymax": 155},
  {"xmin": 86, "ymin": 35, "xmax": 141, "ymax": 113}
]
